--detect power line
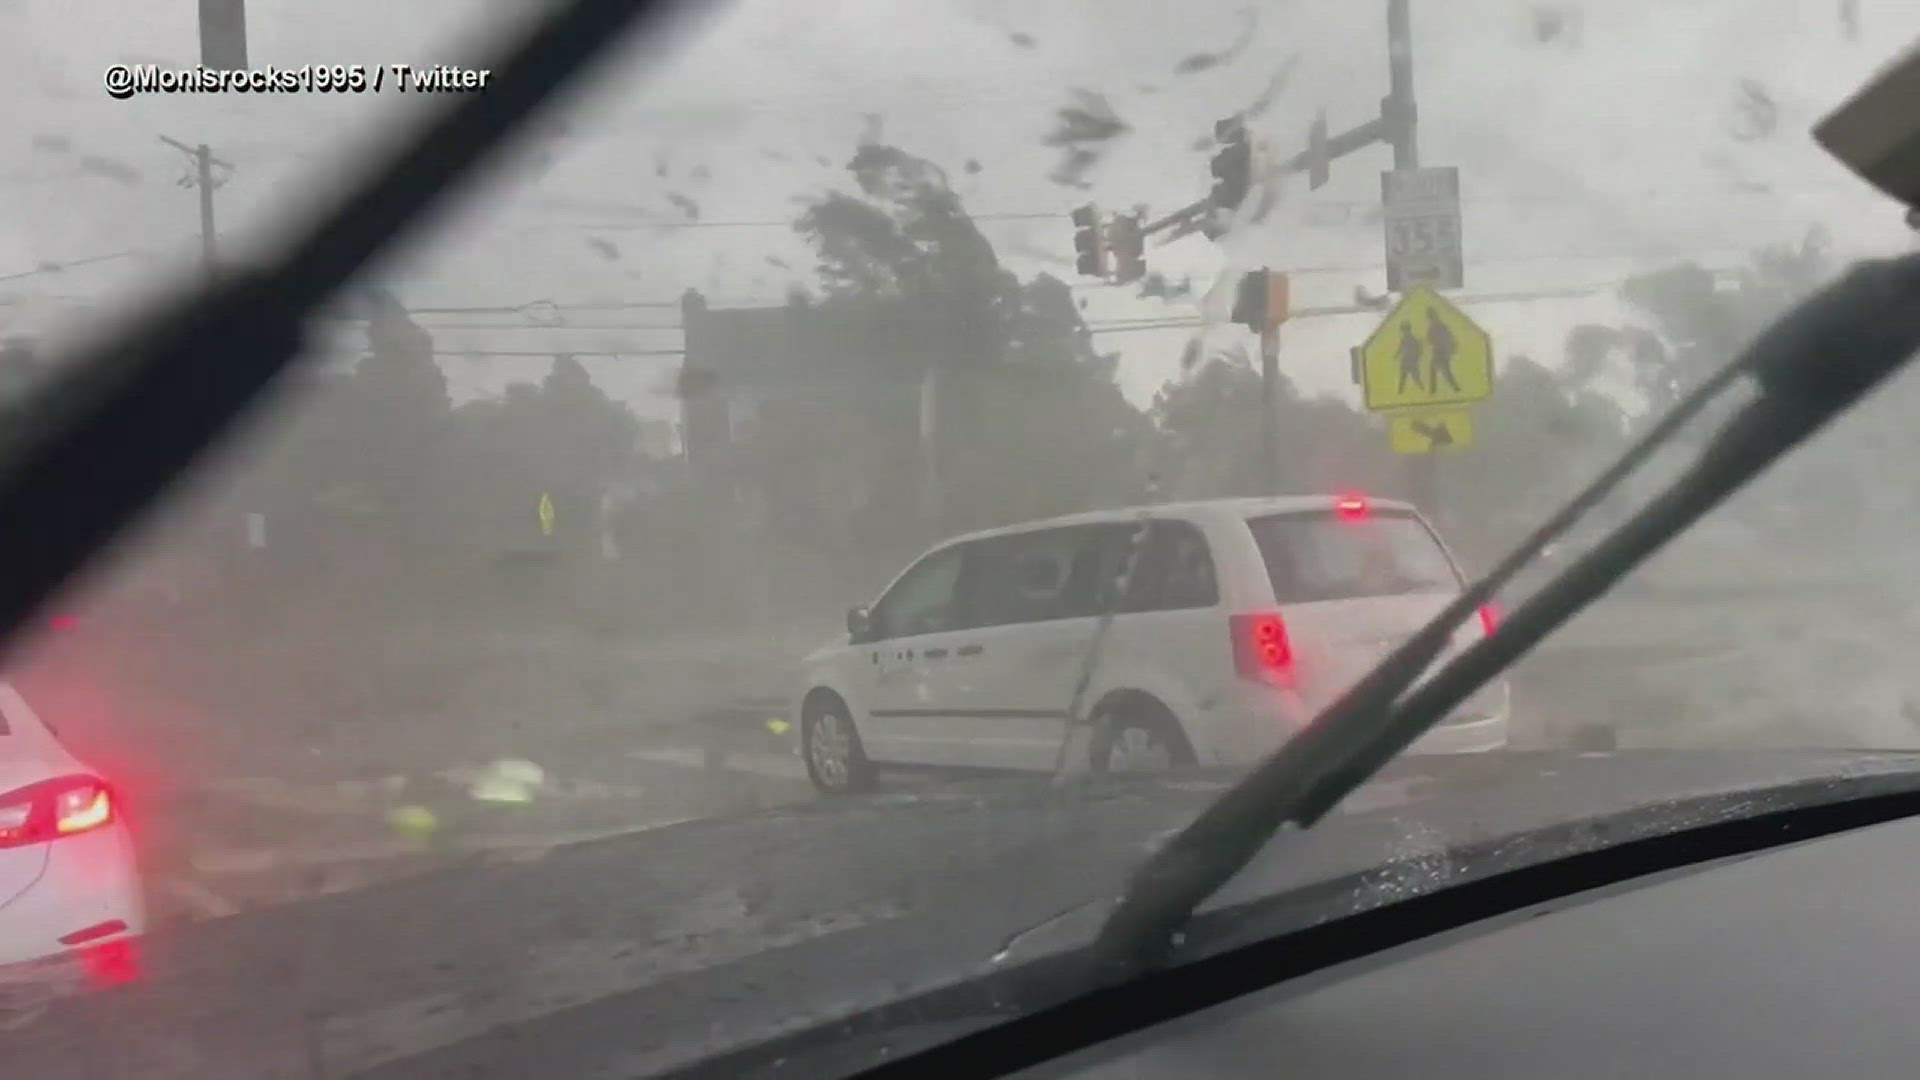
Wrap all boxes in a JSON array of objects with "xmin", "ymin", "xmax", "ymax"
[
  {"xmin": 406, "ymin": 321, "xmax": 684, "ymax": 331},
  {"xmin": 1083, "ymin": 281, "xmax": 1637, "ymax": 335},
  {"xmin": 332, "ymin": 277, "xmax": 1640, "ymax": 339},
  {"xmin": 509, "ymin": 210, "xmax": 1065, "ymax": 232},
  {"xmin": 431, "ymin": 348, "xmax": 683, "ymax": 358},
  {"xmin": 0, "ymin": 251, "xmax": 153, "ymax": 285}
]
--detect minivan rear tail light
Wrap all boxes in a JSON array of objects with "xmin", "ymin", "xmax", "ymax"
[
  {"xmin": 0, "ymin": 776, "xmax": 115, "ymax": 849},
  {"xmin": 1479, "ymin": 602, "xmax": 1502, "ymax": 637},
  {"xmin": 1231, "ymin": 613, "xmax": 1295, "ymax": 687},
  {"xmin": 1334, "ymin": 493, "xmax": 1369, "ymax": 520}
]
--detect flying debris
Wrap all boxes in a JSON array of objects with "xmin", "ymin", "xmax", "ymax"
[
  {"xmin": 1138, "ymin": 273, "xmax": 1194, "ymax": 301},
  {"xmin": 1530, "ymin": 4, "xmax": 1584, "ymax": 47},
  {"xmin": 1730, "ymin": 79, "xmax": 1781, "ymax": 142},
  {"xmin": 1237, "ymin": 58, "xmax": 1299, "ymax": 120},
  {"xmin": 1173, "ymin": 8, "xmax": 1258, "ymax": 74},
  {"xmin": 1044, "ymin": 89, "xmax": 1130, "ymax": 188}
]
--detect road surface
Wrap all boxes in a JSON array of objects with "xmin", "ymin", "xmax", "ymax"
[{"xmin": 22, "ymin": 591, "xmax": 1918, "ymax": 943}]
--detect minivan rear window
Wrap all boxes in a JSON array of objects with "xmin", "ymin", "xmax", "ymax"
[{"xmin": 1247, "ymin": 509, "xmax": 1462, "ymax": 604}]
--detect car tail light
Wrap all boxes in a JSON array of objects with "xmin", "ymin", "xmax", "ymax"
[
  {"xmin": 80, "ymin": 938, "xmax": 141, "ymax": 988},
  {"xmin": 1334, "ymin": 492, "xmax": 1369, "ymax": 520},
  {"xmin": 1231, "ymin": 613, "xmax": 1295, "ymax": 687},
  {"xmin": 1479, "ymin": 602, "xmax": 1502, "ymax": 637},
  {"xmin": 0, "ymin": 776, "xmax": 114, "ymax": 849}
]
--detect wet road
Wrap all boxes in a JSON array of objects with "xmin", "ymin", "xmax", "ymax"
[
  {"xmin": 7, "ymin": 590, "xmax": 1906, "ymax": 1071},
  {"xmin": 38, "ymin": 609, "xmax": 1708, "ymax": 930}
]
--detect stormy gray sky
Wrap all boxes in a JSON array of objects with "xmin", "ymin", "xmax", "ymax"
[{"xmin": 2, "ymin": 0, "xmax": 1916, "ymax": 421}]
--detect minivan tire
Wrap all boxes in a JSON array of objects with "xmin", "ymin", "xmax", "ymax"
[
  {"xmin": 1089, "ymin": 696, "xmax": 1196, "ymax": 775},
  {"xmin": 802, "ymin": 694, "xmax": 876, "ymax": 795}
]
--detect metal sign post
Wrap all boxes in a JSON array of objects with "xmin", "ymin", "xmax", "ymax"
[
  {"xmin": 1255, "ymin": 272, "xmax": 1291, "ymax": 497},
  {"xmin": 1260, "ymin": 324, "xmax": 1281, "ymax": 495}
]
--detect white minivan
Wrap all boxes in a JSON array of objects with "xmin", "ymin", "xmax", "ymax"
[{"xmin": 796, "ymin": 493, "xmax": 1510, "ymax": 794}]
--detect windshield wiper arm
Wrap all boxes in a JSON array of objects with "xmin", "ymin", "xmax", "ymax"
[
  {"xmin": 1092, "ymin": 251, "xmax": 1920, "ymax": 980},
  {"xmin": 0, "ymin": 0, "xmax": 686, "ymax": 661}
]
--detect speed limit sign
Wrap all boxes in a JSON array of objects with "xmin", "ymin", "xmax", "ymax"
[{"xmin": 1381, "ymin": 167, "xmax": 1464, "ymax": 291}]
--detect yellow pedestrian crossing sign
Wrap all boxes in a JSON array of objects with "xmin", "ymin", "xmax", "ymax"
[
  {"xmin": 1359, "ymin": 285, "xmax": 1493, "ymax": 412},
  {"xmin": 1389, "ymin": 408, "xmax": 1474, "ymax": 454},
  {"xmin": 537, "ymin": 492, "xmax": 556, "ymax": 536}
]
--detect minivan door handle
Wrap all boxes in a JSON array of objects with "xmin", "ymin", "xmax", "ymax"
[{"xmin": 957, "ymin": 644, "xmax": 984, "ymax": 657}]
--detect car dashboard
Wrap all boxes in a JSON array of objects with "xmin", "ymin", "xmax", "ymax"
[{"xmin": 1043, "ymin": 811, "xmax": 1920, "ymax": 1078}]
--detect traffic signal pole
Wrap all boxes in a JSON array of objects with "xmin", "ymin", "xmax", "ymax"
[
  {"xmin": 1382, "ymin": 0, "xmax": 1441, "ymax": 521},
  {"xmin": 1260, "ymin": 323, "xmax": 1281, "ymax": 495}
]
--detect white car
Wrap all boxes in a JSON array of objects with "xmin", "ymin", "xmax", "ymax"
[
  {"xmin": 797, "ymin": 494, "xmax": 1510, "ymax": 793},
  {"xmin": 0, "ymin": 681, "xmax": 144, "ymax": 1017}
]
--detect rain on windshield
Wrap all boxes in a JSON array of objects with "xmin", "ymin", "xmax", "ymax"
[{"xmin": 3, "ymin": 0, "xmax": 1920, "ymax": 1073}]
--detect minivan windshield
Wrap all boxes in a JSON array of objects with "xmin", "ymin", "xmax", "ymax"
[{"xmin": 1248, "ymin": 510, "xmax": 1463, "ymax": 604}]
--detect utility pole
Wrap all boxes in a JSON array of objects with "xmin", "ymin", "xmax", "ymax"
[{"xmin": 159, "ymin": 136, "xmax": 231, "ymax": 281}]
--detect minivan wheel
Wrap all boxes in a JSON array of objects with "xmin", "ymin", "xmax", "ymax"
[
  {"xmin": 1089, "ymin": 698, "xmax": 1195, "ymax": 775},
  {"xmin": 803, "ymin": 695, "xmax": 875, "ymax": 795}
]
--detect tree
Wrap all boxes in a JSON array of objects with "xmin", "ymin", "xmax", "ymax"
[
  {"xmin": 238, "ymin": 290, "xmax": 458, "ymax": 572},
  {"xmin": 1554, "ymin": 230, "xmax": 1916, "ymax": 563},
  {"xmin": 1443, "ymin": 354, "xmax": 1629, "ymax": 560},
  {"xmin": 1149, "ymin": 343, "xmax": 1398, "ymax": 503},
  {"xmin": 788, "ymin": 143, "xmax": 1153, "ymax": 545},
  {"xmin": 1565, "ymin": 229, "xmax": 1832, "ymax": 422},
  {"xmin": 448, "ymin": 354, "xmax": 640, "ymax": 556}
]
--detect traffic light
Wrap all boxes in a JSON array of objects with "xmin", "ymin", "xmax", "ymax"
[
  {"xmin": 1071, "ymin": 204, "xmax": 1106, "ymax": 277},
  {"xmin": 1106, "ymin": 213, "xmax": 1146, "ymax": 284},
  {"xmin": 1231, "ymin": 268, "xmax": 1269, "ymax": 331},
  {"xmin": 1210, "ymin": 117, "xmax": 1252, "ymax": 211}
]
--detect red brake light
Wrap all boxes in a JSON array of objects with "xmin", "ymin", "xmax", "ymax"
[
  {"xmin": 1479, "ymin": 602, "xmax": 1501, "ymax": 637},
  {"xmin": 0, "ymin": 776, "xmax": 114, "ymax": 849},
  {"xmin": 1334, "ymin": 493, "xmax": 1369, "ymax": 520},
  {"xmin": 1230, "ymin": 613, "xmax": 1295, "ymax": 686}
]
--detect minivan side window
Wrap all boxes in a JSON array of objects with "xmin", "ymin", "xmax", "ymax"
[
  {"xmin": 1141, "ymin": 520, "xmax": 1219, "ymax": 610},
  {"xmin": 966, "ymin": 526, "xmax": 1108, "ymax": 628},
  {"xmin": 1095, "ymin": 520, "xmax": 1219, "ymax": 612},
  {"xmin": 870, "ymin": 545, "xmax": 967, "ymax": 639}
]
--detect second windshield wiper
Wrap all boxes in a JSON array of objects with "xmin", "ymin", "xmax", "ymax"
[{"xmin": 1091, "ymin": 249, "xmax": 1920, "ymax": 980}]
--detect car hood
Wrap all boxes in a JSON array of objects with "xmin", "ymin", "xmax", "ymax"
[{"xmin": 24, "ymin": 748, "xmax": 1920, "ymax": 1077}]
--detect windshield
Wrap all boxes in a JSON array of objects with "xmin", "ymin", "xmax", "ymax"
[{"xmin": 6, "ymin": 2, "xmax": 1920, "ymax": 1075}]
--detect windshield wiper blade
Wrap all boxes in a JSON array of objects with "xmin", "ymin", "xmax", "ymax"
[
  {"xmin": 0, "ymin": 0, "xmax": 686, "ymax": 661},
  {"xmin": 1092, "ymin": 251, "xmax": 1920, "ymax": 980}
]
